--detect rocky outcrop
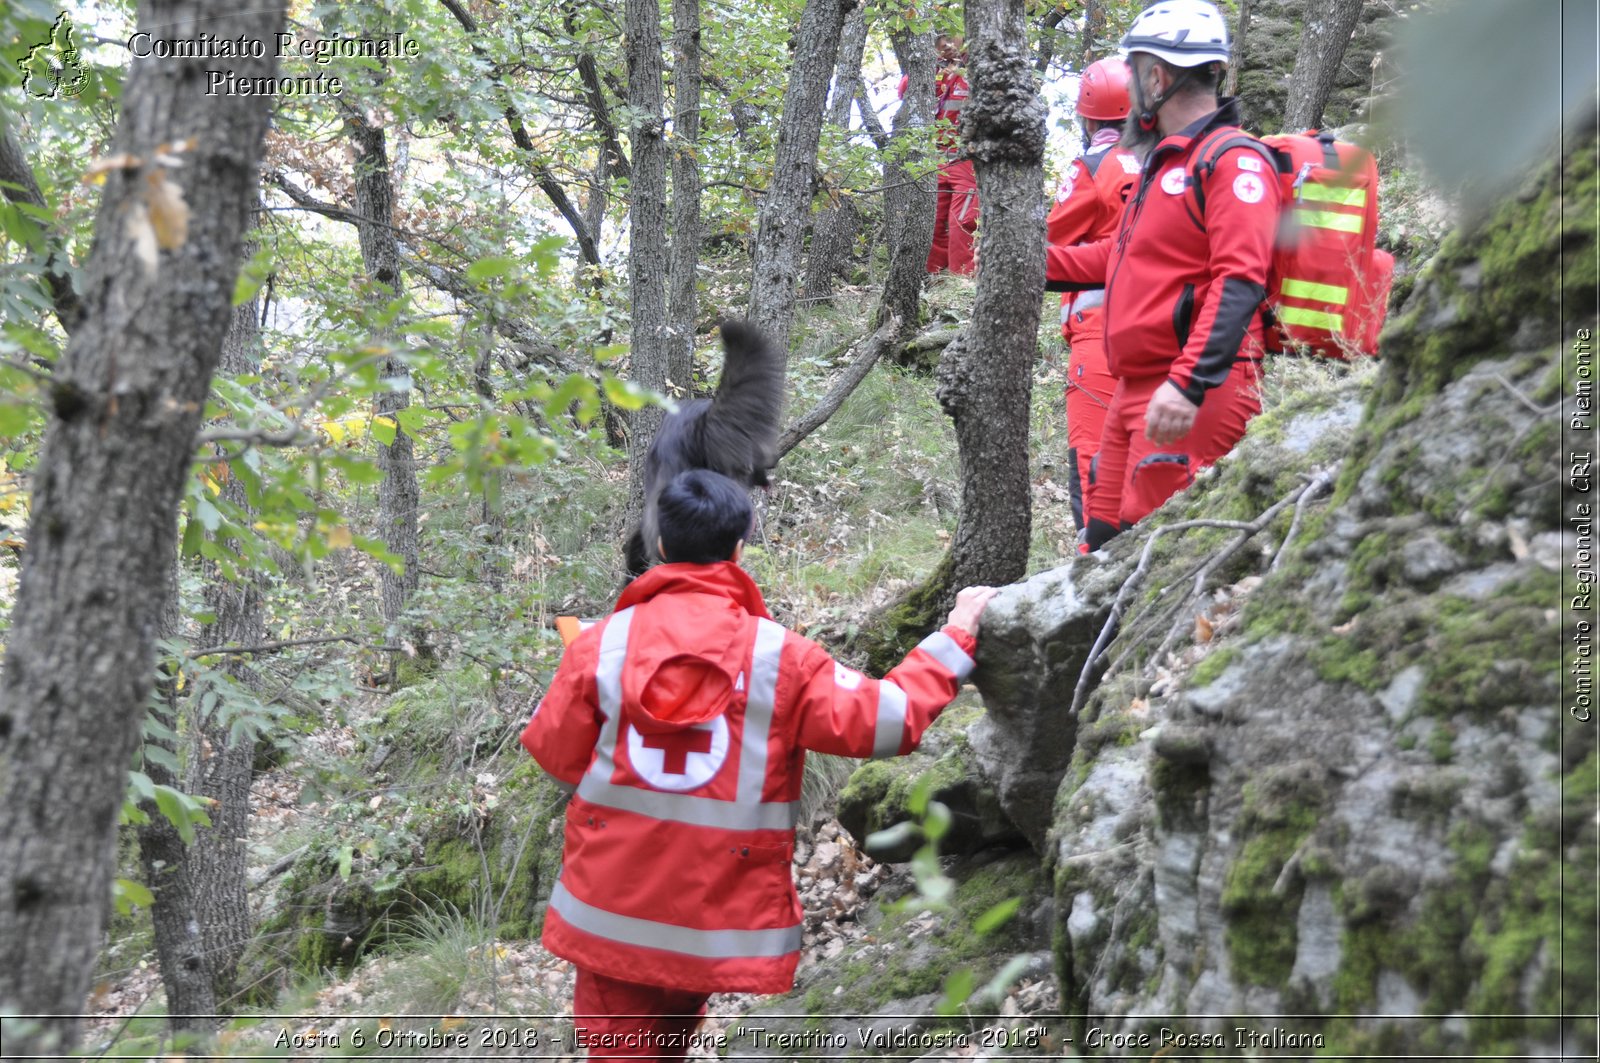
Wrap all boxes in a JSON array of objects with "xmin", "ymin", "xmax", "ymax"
[{"xmin": 965, "ymin": 141, "xmax": 1596, "ymax": 1057}]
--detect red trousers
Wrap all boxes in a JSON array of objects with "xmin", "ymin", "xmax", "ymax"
[
  {"xmin": 1087, "ymin": 362, "xmax": 1262, "ymax": 533},
  {"xmin": 572, "ymin": 968, "xmax": 709, "ymax": 1061},
  {"xmin": 927, "ymin": 158, "xmax": 977, "ymax": 275},
  {"xmin": 1062, "ymin": 304, "xmax": 1118, "ymax": 534}
]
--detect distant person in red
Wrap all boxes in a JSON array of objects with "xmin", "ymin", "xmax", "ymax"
[
  {"xmin": 1046, "ymin": 57, "xmax": 1141, "ymax": 550},
  {"xmin": 522, "ymin": 469, "xmax": 995, "ymax": 1060},
  {"xmin": 901, "ymin": 34, "xmax": 977, "ymax": 274},
  {"xmin": 1045, "ymin": 0, "xmax": 1278, "ymax": 551}
]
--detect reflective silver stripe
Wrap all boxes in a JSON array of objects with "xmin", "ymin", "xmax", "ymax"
[
  {"xmin": 575, "ymin": 778, "xmax": 797, "ymax": 831},
  {"xmin": 873, "ymin": 680, "xmax": 908, "ymax": 758},
  {"xmin": 917, "ymin": 630, "xmax": 975, "ymax": 679},
  {"xmin": 739, "ymin": 619, "xmax": 787, "ymax": 804},
  {"xmin": 583, "ymin": 607, "xmax": 635, "ymax": 787},
  {"xmin": 1060, "ymin": 301, "xmax": 1072, "ymax": 326},
  {"xmin": 577, "ymin": 608, "xmax": 798, "ymax": 831},
  {"xmin": 1074, "ymin": 288, "xmax": 1106, "ymax": 313},
  {"xmin": 551, "ymin": 882, "xmax": 802, "ymax": 959}
]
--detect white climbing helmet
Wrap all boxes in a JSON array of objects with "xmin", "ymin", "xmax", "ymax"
[{"xmin": 1119, "ymin": 0, "xmax": 1231, "ymax": 68}]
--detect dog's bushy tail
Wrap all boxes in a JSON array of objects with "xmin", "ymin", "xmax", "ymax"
[{"xmin": 702, "ymin": 319, "xmax": 785, "ymax": 485}]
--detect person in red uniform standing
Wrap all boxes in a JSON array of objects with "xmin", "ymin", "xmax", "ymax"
[
  {"xmin": 915, "ymin": 33, "xmax": 977, "ymax": 274},
  {"xmin": 1045, "ymin": 0, "xmax": 1278, "ymax": 552},
  {"xmin": 1046, "ymin": 57, "xmax": 1142, "ymax": 548},
  {"xmin": 522, "ymin": 470, "xmax": 996, "ymax": 1060}
]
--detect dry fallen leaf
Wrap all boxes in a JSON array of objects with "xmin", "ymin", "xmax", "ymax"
[
  {"xmin": 1194, "ymin": 613, "xmax": 1215, "ymax": 643},
  {"xmin": 82, "ymin": 152, "xmax": 142, "ymax": 184}
]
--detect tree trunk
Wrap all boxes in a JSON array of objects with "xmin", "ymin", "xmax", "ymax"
[
  {"xmin": 349, "ymin": 112, "xmax": 422, "ymax": 656},
  {"xmin": 624, "ymin": 0, "xmax": 672, "ymax": 501},
  {"xmin": 1225, "ymin": 0, "xmax": 1253, "ymax": 98},
  {"xmin": 747, "ymin": 0, "xmax": 853, "ymax": 359},
  {"xmin": 183, "ymin": 256, "xmax": 266, "ymax": 1008},
  {"xmin": 668, "ymin": 0, "xmax": 703, "ymax": 390},
  {"xmin": 0, "ymin": 1, "xmax": 284, "ymax": 1051},
  {"xmin": 903, "ymin": 0, "xmax": 1047, "ymax": 630},
  {"xmin": 137, "ymin": 576, "xmax": 215, "ymax": 1027},
  {"xmin": 802, "ymin": 2, "xmax": 871, "ymax": 304},
  {"xmin": 0, "ymin": 119, "xmax": 83, "ymax": 334},
  {"xmin": 1281, "ymin": 0, "xmax": 1365, "ymax": 131},
  {"xmin": 1077, "ymin": 0, "xmax": 1107, "ymax": 71},
  {"xmin": 138, "ymin": 229, "xmax": 267, "ymax": 1031},
  {"xmin": 879, "ymin": 28, "xmax": 937, "ymax": 342}
]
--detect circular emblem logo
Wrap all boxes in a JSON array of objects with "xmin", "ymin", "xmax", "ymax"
[
  {"xmin": 1233, "ymin": 172, "xmax": 1265, "ymax": 204},
  {"xmin": 1055, "ymin": 180, "xmax": 1072, "ymax": 204},
  {"xmin": 627, "ymin": 717, "xmax": 730, "ymax": 792},
  {"xmin": 1160, "ymin": 168, "xmax": 1187, "ymax": 195}
]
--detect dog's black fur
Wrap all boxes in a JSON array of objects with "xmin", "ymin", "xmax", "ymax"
[{"xmin": 623, "ymin": 320, "xmax": 785, "ymax": 578}]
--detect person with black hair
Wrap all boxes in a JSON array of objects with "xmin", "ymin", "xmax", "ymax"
[{"xmin": 522, "ymin": 469, "xmax": 996, "ymax": 1059}]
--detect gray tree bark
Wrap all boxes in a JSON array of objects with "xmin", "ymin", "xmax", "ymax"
[
  {"xmin": 934, "ymin": 0, "xmax": 1046, "ymax": 611},
  {"xmin": 0, "ymin": 0, "xmax": 284, "ymax": 1052},
  {"xmin": 138, "ymin": 227, "xmax": 267, "ymax": 1030},
  {"xmin": 668, "ymin": 0, "xmax": 703, "ymax": 390},
  {"xmin": 879, "ymin": 27, "xmax": 937, "ymax": 342},
  {"xmin": 802, "ymin": 2, "xmax": 871, "ymax": 304},
  {"xmin": 0, "ymin": 120, "xmax": 83, "ymax": 334},
  {"xmin": 747, "ymin": 0, "xmax": 853, "ymax": 359},
  {"xmin": 624, "ymin": 0, "xmax": 672, "ymax": 501},
  {"xmin": 1282, "ymin": 0, "xmax": 1365, "ymax": 131},
  {"xmin": 348, "ymin": 112, "xmax": 422, "ymax": 655},
  {"xmin": 1225, "ymin": 0, "xmax": 1253, "ymax": 98}
]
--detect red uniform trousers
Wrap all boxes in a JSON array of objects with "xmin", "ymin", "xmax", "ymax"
[
  {"xmin": 1087, "ymin": 360, "xmax": 1262, "ymax": 531},
  {"xmin": 573, "ymin": 967, "xmax": 709, "ymax": 1061},
  {"xmin": 927, "ymin": 158, "xmax": 977, "ymax": 275},
  {"xmin": 1062, "ymin": 303, "xmax": 1118, "ymax": 534}
]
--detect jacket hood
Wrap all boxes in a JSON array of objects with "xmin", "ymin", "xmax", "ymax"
[{"xmin": 614, "ymin": 562, "xmax": 770, "ymax": 734}]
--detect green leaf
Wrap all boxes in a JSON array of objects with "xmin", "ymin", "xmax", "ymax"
[
  {"xmin": 600, "ymin": 375, "xmax": 658, "ymax": 412},
  {"xmin": 863, "ymin": 820, "xmax": 920, "ymax": 855},
  {"xmin": 923, "ymin": 799, "xmax": 952, "ymax": 841},
  {"xmin": 338, "ymin": 844, "xmax": 354, "ymax": 881},
  {"xmin": 0, "ymin": 401, "xmax": 35, "ymax": 437},
  {"xmin": 973, "ymin": 897, "xmax": 1021, "ymax": 936},
  {"xmin": 113, "ymin": 877, "xmax": 154, "ymax": 916},
  {"xmin": 179, "ymin": 516, "xmax": 203, "ymax": 557},
  {"xmin": 143, "ymin": 744, "xmax": 182, "ymax": 776},
  {"xmin": 936, "ymin": 968, "xmax": 975, "ymax": 1015},
  {"xmin": 152, "ymin": 784, "xmax": 208, "ymax": 845},
  {"xmin": 127, "ymin": 770, "xmax": 156, "ymax": 802},
  {"xmin": 978, "ymin": 953, "xmax": 1033, "ymax": 1006},
  {"xmin": 465, "ymin": 255, "xmax": 518, "ymax": 283}
]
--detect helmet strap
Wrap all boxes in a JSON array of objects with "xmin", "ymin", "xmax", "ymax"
[{"xmin": 1133, "ymin": 62, "xmax": 1194, "ymax": 132}]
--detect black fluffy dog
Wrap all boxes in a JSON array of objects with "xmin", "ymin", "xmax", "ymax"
[{"xmin": 623, "ymin": 320, "xmax": 785, "ymax": 578}]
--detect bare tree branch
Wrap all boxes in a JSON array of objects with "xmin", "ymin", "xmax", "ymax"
[
  {"xmin": 777, "ymin": 317, "xmax": 897, "ymax": 458},
  {"xmin": 0, "ymin": 119, "xmax": 85, "ymax": 334}
]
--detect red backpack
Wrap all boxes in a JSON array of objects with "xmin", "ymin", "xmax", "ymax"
[{"xmin": 1193, "ymin": 129, "xmax": 1393, "ymax": 358}]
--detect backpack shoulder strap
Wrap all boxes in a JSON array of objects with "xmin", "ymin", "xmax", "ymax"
[{"xmin": 1189, "ymin": 130, "xmax": 1281, "ymax": 219}]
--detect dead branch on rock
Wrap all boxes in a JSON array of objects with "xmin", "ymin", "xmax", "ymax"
[
  {"xmin": 1271, "ymin": 466, "xmax": 1338, "ymax": 571},
  {"xmin": 777, "ymin": 317, "xmax": 897, "ymax": 458},
  {"xmin": 1070, "ymin": 472, "xmax": 1336, "ymax": 716}
]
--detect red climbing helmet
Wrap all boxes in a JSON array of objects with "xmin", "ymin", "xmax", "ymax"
[{"xmin": 1076, "ymin": 57, "xmax": 1133, "ymax": 121}]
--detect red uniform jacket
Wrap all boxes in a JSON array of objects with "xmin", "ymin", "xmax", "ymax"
[
  {"xmin": 899, "ymin": 65, "xmax": 969, "ymax": 155},
  {"xmin": 521, "ymin": 562, "xmax": 977, "ymax": 994},
  {"xmin": 1046, "ymin": 143, "xmax": 1141, "ymax": 337},
  {"xmin": 1045, "ymin": 99, "xmax": 1279, "ymax": 405}
]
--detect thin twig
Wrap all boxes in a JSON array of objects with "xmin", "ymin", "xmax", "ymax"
[
  {"xmin": 1271, "ymin": 467, "xmax": 1337, "ymax": 571},
  {"xmin": 1071, "ymin": 475, "xmax": 1331, "ymax": 716},
  {"xmin": 777, "ymin": 317, "xmax": 898, "ymax": 458},
  {"xmin": 1491, "ymin": 372, "xmax": 1559, "ymax": 418},
  {"xmin": 187, "ymin": 634, "xmax": 399, "ymax": 658}
]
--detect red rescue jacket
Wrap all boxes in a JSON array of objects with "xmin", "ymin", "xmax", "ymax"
[
  {"xmin": 898, "ymin": 64, "xmax": 969, "ymax": 155},
  {"xmin": 1045, "ymin": 99, "xmax": 1279, "ymax": 404},
  {"xmin": 520, "ymin": 562, "xmax": 976, "ymax": 994},
  {"xmin": 1047, "ymin": 142, "xmax": 1141, "ymax": 338}
]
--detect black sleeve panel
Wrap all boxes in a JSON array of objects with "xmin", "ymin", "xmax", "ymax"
[{"xmin": 1193, "ymin": 276, "xmax": 1266, "ymax": 392}]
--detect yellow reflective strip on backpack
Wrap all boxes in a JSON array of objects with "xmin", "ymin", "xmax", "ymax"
[
  {"xmin": 1277, "ymin": 305, "xmax": 1345, "ymax": 332},
  {"xmin": 1281, "ymin": 278, "xmax": 1350, "ymax": 305},
  {"xmin": 1298, "ymin": 209, "xmax": 1363, "ymax": 234},
  {"xmin": 1299, "ymin": 183, "xmax": 1368, "ymax": 207}
]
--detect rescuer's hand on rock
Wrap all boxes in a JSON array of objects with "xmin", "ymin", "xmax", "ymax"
[{"xmin": 947, "ymin": 586, "xmax": 998, "ymax": 637}]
